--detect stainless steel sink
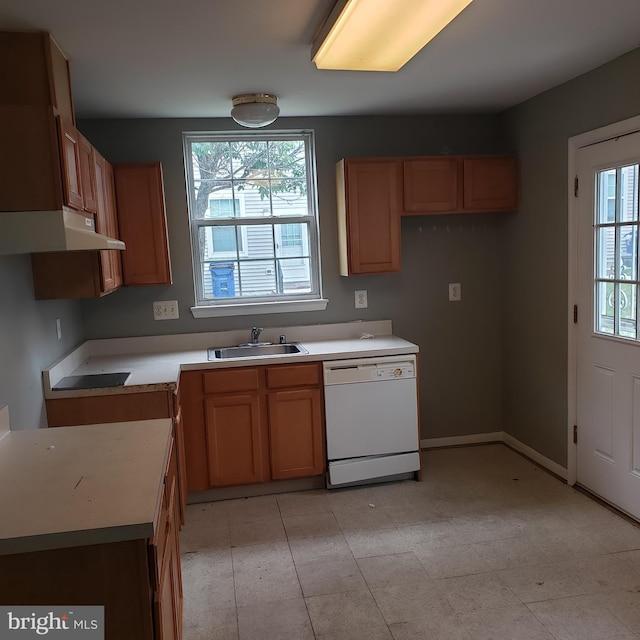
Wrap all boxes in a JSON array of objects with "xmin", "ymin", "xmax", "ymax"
[{"xmin": 207, "ymin": 343, "xmax": 307, "ymax": 360}]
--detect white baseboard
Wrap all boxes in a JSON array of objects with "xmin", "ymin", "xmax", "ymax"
[
  {"xmin": 421, "ymin": 432, "xmax": 503, "ymax": 449},
  {"xmin": 501, "ymin": 432, "xmax": 568, "ymax": 480},
  {"xmin": 421, "ymin": 431, "xmax": 568, "ymax": 481}
]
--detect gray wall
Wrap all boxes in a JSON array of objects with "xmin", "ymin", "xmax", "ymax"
[
  {"xmin": 6, "ymin": 44, "xmax": 640, "ymax": 451},
  {"xmin": 0, "ymin": 255, "xmax": 84, "ymax": 429},
  {"xmin": 501, "ymin": 47, "xmax": 640, "ymax": 465},
  {"xmin": 78, "ymin": 115, "xmax": 511, "ymax": 439}
]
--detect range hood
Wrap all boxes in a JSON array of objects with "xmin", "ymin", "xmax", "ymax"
[{"xmin": 0, "ymin": 209, "xmax": 126, "ymax": 255}]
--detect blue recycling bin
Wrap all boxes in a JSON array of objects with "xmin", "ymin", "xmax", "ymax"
[{"xmin": 209, "ymin": 262, "xmax": 235, "ymax": 297}]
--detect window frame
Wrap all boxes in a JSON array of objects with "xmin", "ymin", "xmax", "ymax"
[
  {"xmin": 594, "ymin": 163, "xmax": 640, "ymax": 339},
  {"xmin": 183, "ymin": 130, "xmax": 327, "ymax": 317}
]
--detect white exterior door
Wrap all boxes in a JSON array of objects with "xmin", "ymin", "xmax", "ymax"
[{"xmin": 576, "ymin": 131, "xmax": 640, "ymax": 520}]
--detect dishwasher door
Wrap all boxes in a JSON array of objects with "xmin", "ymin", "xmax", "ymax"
[{"xmin": 323, "ymin": 356, "xmax": 419, "ymax": 460}]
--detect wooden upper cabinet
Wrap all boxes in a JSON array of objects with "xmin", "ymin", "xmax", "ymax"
[
  {"xmin": 336, "ymin": 158, "xmax": 401, "ymax": 276},
  {"xmin": 403, "ymin": 157, "xmax": 459, "ymax": 214},
  {"xmin": 400, "ymin": 155, "xmax": 517, "ymax": 215},
  {"xmin": 31, "ymin": 153, "xmax": 123, "ymax": 300},
  {"xmin": 114, "ymin": 163, "xmax": 172, "ymax": 286},
  {"xmin": 463, "ymin": 157, "xmax": 518, "ymax": 212},
  {"xmin": 78, "ymin": 133, "xmax": 97, "ymax": 213},
  {"xmin": 0, "ymin": 31, "xmax": 80, "ymax": 213},
  {"xmin": 0, "ymin": 30, "xmax": 74, "ymax": 123},
  {"xmin": 95, "ymin": 153, "xmax": 123, "ymax": 294},
  {"xmin": 57, "ymin": 116, "xmax": 84, "ymax": 211}
]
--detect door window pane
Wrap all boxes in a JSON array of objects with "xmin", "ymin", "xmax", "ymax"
[
  {"xmin": 594, "ymin": 163, "xmax": 640, "ymax": 340},
  {"xmin": 596, "ymin": 227, "xmax": 615, "ymax": 279}
]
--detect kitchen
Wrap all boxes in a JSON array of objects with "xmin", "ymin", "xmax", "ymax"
[{"xmin": 1, "ymin": 0, "xmax": 640, "ymax": 638}]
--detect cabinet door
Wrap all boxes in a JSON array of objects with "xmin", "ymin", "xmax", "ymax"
[
  {"xmin": 173, "ymin": 403, "xmax": 188, "ymax": 526},
  {"xmin": 114, "ymin": 163, "xmax": 172, "ymax": 286},
  {"xmin": 104, "ymin": 160, "xmax": 123, "ymax": 290},
  {"xmin": 57, "ymin": 116, "xmax": 84, "ymax": 211},
  {"xmin": 337, "ymin": 158, "xmax": 401, "ymax": 275},
  {"xmin": 0, "ymin": 31, "xmax": 74, "ymax": 123},
  {"xmin": 268, "ymin": 388, "xmax": 324, "ymax": 480},
  {"xmin": 402, "ymin": 158, "xmax": 459, "ymax": 214},
  {"xmin": 205, "ymin": 393, "xmax": 266, "ymax": 486},
  {"xmin": 153, "ymin": 463, "xmax": 182, "ymax": 640},
  {"xmin": 78, "ymin": 133, "xmax": 97, "ymax": 213},
  {"xmin": 94, "ymin": 153, "xmax": 121, "ymax": 294},
  {"xmin": 45, "ymin": 33, "xmax": 75, "ymax": 123},
  {"xmin": 179, "ymin": 371, "xmax": 210, "ymax": 493},
  {"xmin": 463, "ymin": 157, "xmax": 518, "ymax": 212}
]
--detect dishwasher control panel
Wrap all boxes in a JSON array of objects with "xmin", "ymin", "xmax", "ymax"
[
  {"xmin": 369, "ymin": 363, "xmax": 414, "ymax": 380},
  {"xmin": 323, "ymin": 356, "xmax": 416, "ymax": 385}
]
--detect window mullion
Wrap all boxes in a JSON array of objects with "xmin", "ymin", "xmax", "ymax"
[{"xmin": 185, "ymin": 131, "xmax": 320, "ymax": 306}]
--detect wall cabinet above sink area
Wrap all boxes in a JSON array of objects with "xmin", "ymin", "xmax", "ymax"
[{"xmin": 336, "ymin": 155, "xmax": 517, "ymax": 275}]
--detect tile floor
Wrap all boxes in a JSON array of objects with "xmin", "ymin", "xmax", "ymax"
[{"xmin": 179, "ymin": 444, "xmax": 640, "ymax": 640}]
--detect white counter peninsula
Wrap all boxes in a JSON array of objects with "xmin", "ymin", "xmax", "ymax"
[{"xmin": 0, "ymin": 419, "xmax": 182, "ymax": 640}]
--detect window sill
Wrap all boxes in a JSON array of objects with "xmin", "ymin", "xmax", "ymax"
[{"xmin": 190, "ymin": 298, "xmax": 329, "ymax": 318}]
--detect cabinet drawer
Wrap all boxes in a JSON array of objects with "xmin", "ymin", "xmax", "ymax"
[
  {"xmin": 202, "ymin": 368, "xmax": 260, "ymax": 394},
  {"xmin": 266, "ymin": 363, "xmax": 321, "ymax": 389}
]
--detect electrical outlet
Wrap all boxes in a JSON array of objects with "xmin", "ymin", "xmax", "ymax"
[
  {"xmin": 449, "ymin": 283, "xmax": 462, "ymax": 302},
  {"xmin": 355, "ymin": 290, "xmax": 368, "ymax": 309},
  {"xmin": 55, "ymin": 318, "xmax": 62, "ymax": 340},
  {"xmin": 153, "ymin": 300, "xmax": 179, "ymax": 320}
]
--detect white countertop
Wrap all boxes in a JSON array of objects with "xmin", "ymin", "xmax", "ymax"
[
  {"xmin": 0, "ymin": 419, "xmax": 172, "ymax": 555},
  {"xmin": 43, "ymin": 320, "xmax": 419, "ymax": 399}
]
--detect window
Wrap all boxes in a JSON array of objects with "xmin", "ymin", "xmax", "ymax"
[
  {"xmin": 594, "ymin": 163, "xmax": 639, "ymax": 338},
  {"xmin": 184, "ymin": 131, "xmax": 325, "ymax": 316}
]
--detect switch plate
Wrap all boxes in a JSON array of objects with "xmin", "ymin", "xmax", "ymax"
[
  {"xmin": 449, "ymin": 283, "xmax": 461, "ymax": 302},
  {"xmin": 355, "ymin": 290, "xmax": 368, "ymax": 309},
  {"xmin": 55, "ymin": 318, "xmax": 62, "ymax": 340},
  {"xmin": 153, "ymin": 300, "xmax": 179, "ymax": 320}
]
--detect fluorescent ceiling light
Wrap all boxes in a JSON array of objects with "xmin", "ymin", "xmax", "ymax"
[{"xmin": 312, "ymin": 0, "xmax": 474, "ymax": 72}]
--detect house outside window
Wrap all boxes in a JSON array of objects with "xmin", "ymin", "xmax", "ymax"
[{"xmin": 184, "ymin": 131, "xmax": 326, "ymax": 317}]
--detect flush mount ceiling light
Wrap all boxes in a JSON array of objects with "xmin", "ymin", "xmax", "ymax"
[
  {"xmin": 231, "ymin": 94, "xmax": 280, "ymax": 128},
  {"xmin": 312, "ymin": 0, "xmax": 474, "ymax": 72}
]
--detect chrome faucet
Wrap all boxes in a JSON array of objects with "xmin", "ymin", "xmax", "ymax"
[{"xmin": 250, "ymin": 327, "xmax": 263, "ymax": 344}]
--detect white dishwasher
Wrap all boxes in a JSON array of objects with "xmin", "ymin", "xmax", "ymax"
[{"xmin": 323, "ymin": 355, "xmax": 420, "ymax": 488}]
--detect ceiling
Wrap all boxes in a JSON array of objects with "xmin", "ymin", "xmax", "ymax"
[{"xmin": 1, "ymin": 0, "xmax": 640, "ymax": 120}]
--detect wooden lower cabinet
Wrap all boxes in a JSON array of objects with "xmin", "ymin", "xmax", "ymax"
[
  {"xmin": 45, "ymin": 388, "xmax": 187, "ymax": 527},
  {"xmin": 268, "ymin": 388, "xmax": 324, "ymax": 480},
  {"xmin": 153, "ymin": 440, "xmax": 183, "ymax": 640},
  {"xmin": 181, "ymin": 363, "xmax": 325, "ymax": 491},
  {"xmin": 205, "ymin": 393, "xmax": 267, "ymax": 487},
  {"xmin": 0, "ymin": 439, "xmax": 182, "ymax": 640}
]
